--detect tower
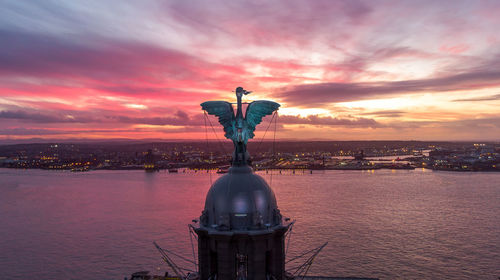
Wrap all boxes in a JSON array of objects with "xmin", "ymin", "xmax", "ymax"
[{"xmin": 195, "ymin": 88, "xmax": 290, "ymax": 280}]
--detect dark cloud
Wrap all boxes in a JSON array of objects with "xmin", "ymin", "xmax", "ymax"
[
  {"xmin": 175, "ymin": 110, "xmax": 189, "ymax": 120},
  {"xmin": 0, "ymin": 109, "xmax": 382, "ymax": 128},
  {"xmin": 0, "ymin": 127, "xmax": 143, "ymax": 136},
  {"xmin": 0, "ymin": 125, "xmax": 212, "ymax": 136},
  {"xmin": 279, "ymin": 114, "xmax": 380, "ymax": 128},
  {"xmin": 109, "ymin": 114, "xmax": 202, "ymax": 126},
  {"xmin": 0, "ymin": 110, "xmax": 93, "ymax": 123},
  {"xmin": 0, "ymin": 109, "xmax": 203, "ymax": 126},
  {"xmin": 277, "ymin": 66, "xmax": 500, "ymax": 106},
  {"xmin": 0, "ymin": 128, "xmax": 68, "ymax": 135}
]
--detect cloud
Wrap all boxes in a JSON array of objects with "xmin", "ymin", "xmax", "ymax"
[
  {"xmin": 359, "ymin": 110, "xmax": 405, "ymax": 118},
  {"xmin": 277, "ymin": 65, "xmax": 500, "ymax": 106},
  {"xmin": 0, "ymin": 29, "xmax": 247, "ymax": 92},
  {"xmin": 0, "ymin": 127, "xmax": 142, "ymax": 136},
  {"xmin": 279, "ymin": 114, "xmax": 380, "ymax": 128},
  {"xmin": 167, "ymin": 0, "xmax": 373, "ymax": 47},
  {"xmin": 0, "ymin": 109, "xmax": 202, "ymax": 126},
  {"xmin": 109, "ymin": 113, "xmax": 202, "ymax": 126},
  {"xmin": 0, "ymin": 126, "xmax": 211, "ymax": 136},
  {"xmin": 386, "ymin": 116, "xmax": 500, "ymax": 130},
  {"xmin": 452, "ymin": 94, "xmax": 500, "ymax": 102},
  {"xmin": 0, "ymin": 128, "xmax": 69, "ymax": 135},
  {"xmin": 0, "ymin": 110, "xmax": 93, "ymax": 123},
  {"xmin": 439, "ymin": 44, "xmax": 469, "ymax": 54},
  {"xmin": 446, "ymin": 117, "xmax": 500, "ymax": 128}
]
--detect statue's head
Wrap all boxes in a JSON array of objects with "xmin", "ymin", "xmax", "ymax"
[
  {"xmin": 236, "ymin": 87, "xmax": 244, "ymax": 97},
  {"xmin": 236, "ymin": 87, "xmax": 250, "ymax": 97}
]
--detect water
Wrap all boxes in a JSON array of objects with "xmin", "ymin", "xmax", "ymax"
[{"xmin": 0, "ymin": 168, "xmax": 499, "ymax": 279}]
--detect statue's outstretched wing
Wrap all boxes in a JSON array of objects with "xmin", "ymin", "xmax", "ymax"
[
  {"xmin": 244, "ymin": 100, "xmax": 280, "ymax": 139},
  {"xmin": 201, "ymin": 101, "xmax": 235, "ymax": 140}
]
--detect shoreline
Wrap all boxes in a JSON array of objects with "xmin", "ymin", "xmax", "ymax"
[{"xmin": 1, "ymin": 166, "xmax": 499, "ymax": 173}]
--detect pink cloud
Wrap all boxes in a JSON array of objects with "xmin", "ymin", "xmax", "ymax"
[{"xmin": 439, "ymin": 44, "xmax": 469, "ymax": 54}]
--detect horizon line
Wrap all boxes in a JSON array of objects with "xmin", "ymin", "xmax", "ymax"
[{"xmin": 1, "ymin": 138, "xmax": 498, "ymax": 146}]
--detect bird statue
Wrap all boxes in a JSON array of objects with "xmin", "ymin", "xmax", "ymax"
[{"xmin": 201, "ymin": 87, "xmax": 280, "ymax": 165}]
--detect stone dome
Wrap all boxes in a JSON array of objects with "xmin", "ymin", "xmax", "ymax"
[{"xmin": 200, "ymin": 165, "xmax": 282, "ymax": 231}]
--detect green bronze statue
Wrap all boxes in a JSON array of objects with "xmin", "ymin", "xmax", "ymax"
[{"xmin": 201, "ymin": 87, "xmax": 280, "ymax": 165}]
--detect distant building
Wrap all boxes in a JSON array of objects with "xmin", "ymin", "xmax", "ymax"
[
  {"xmin": 144, "ymin": 149, "xmax": 158, "ymax": 171},
  {"xmin": 354, "ymin": 150, "xmax": 365, "ymax": 161}
]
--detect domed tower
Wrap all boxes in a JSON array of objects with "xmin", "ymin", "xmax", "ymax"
[{"xmin": 195, "ymin": 88, "xmax": 290, "ymax": 280}]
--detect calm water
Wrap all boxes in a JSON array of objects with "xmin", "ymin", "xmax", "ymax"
[{"xmin": 1, "ymin": 168, "xmax": 499, "ymax": 279}]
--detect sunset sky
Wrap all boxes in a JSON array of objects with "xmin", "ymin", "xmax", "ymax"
[{"xmin": 1, "ymin": 0, "xmax": 500, "ymax": 142}]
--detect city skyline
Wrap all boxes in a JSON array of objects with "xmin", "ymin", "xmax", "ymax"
[{"xmin": 1, "ymin": 0, "xmax": 500, "ymax": 142}]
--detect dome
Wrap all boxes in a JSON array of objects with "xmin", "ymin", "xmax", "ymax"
[{"xmin": 200, "ymin": 165, "xmax": 282, "ymax": 231}]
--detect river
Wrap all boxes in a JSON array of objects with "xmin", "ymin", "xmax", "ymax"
[{"xmin": 0, "ymin": 168, "xmax": 499, "ymax": 279}]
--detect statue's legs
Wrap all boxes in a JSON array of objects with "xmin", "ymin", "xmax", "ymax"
[{"xmin": 232, "ymin": 141, "xmax": 249, "ymax": 165}]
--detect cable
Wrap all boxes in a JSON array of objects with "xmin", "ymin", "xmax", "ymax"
[
  {"xmin": 204, "ymin": 112, "xmax": 213, "ymax": 185},
  {"xmin": 270, "ymin": 111, "xmax": 278, "ymax": 187},
  {"xmin": 188, "ymin": 225, "xmax": 197, "ymax": 271},
  {"xmin": 256, "ymin": 111, "xmax": 277, "ymax": 154},
  {"xmin": 204, "ymin": 111, "xmax": 228, "ymax": 155}
]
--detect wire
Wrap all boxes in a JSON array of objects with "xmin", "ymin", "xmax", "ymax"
[
  {"xmin": 188, "ymin": 225, "xmax": 197, "ymax": 271},
  {"xmin": 204, "ymin": 111, "xmax": 228, "ymax": 155},
  {"xmin": 256, "ymin": 111, "xmax": 277, "ymax": 154},
  {"xmin": 273, "ymin": 111, "xmax": 278, "ymax": 159},
  {"xmin": 270, "ymin": 111, "xmax": 278, "ymax": 187},
  {"xmin": 204, "ymin": 112, "xmax": 213, "ymax": 185},
  {"xmin": 158, "ymin": 244, "xmax": 197, "ymax": 265},
  {"xmin": 286, "ymin": 242, "xmax": 322, "ymax": 264},
  {"xmin": 286, "ymin": 242, "xmax": 328, "ymax": 278},
  {"xmin": 285, "ymin": 220, "xmax": 293, "ymax": 258}
]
